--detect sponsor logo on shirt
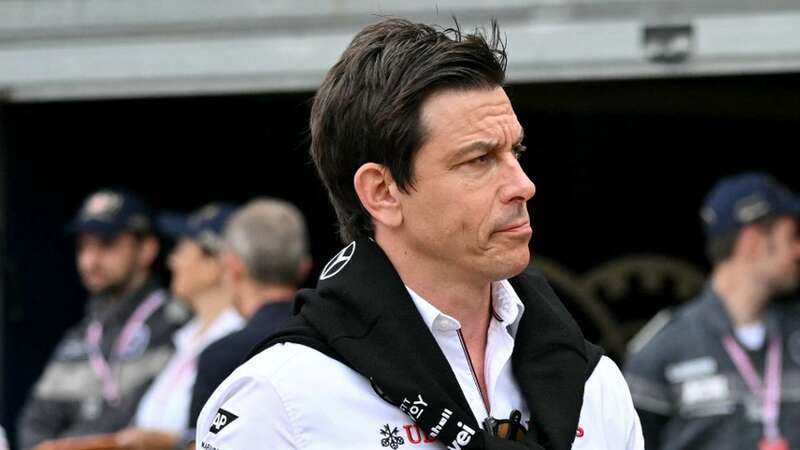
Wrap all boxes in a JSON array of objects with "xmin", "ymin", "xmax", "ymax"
[
  {"xmin": 428, "ymin": 408, "xmax": 453, "ymax": 438},
  {"xmin": 445, "ymin": 421, "xmax": 476, "ymax": 450},
  {"xmin": 379, "ymin": 424, "xmax": 405, "ymax": 449},
  {"xmin": 665, "ymin": 357, "xmax": 718, "ymax": 383},
  {"xmin": 200, "ymin": 442, "xmax": 222, "ymax": 450},
  {"xmin": 399, "ymin": 394, "xmax": 428, "ymax": 421},
  {"xmin": 320, "ymin": 241, "xmax": 356, "ymax": 280},
  {"xmin": 403, "ymin": 424, "xmax": 437, "ymax": 445},
  {"xmin": 209, "ymin": 408, "xmax": 238, "ymax": 434}
]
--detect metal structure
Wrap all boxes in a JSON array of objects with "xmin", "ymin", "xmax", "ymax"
[{"xmin": 1, "ymin": 0, "xmax": 800, "ymax": 101}]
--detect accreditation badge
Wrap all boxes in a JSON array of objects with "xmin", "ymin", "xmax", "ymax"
[
  {"xmin": 80, "ymin": 395, "xmax": 103, "ymax": 420},
  {"xmin": 759, "ymin": 437, "xmax": 789, "ymax": 450}
]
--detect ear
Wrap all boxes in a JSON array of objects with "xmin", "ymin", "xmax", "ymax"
[
  {"xmin": 139, "ymin": 236, "xmax": 160, "ymax": 268},
  {"xmin": 353, "ymin": 163, "xmax": 403, "ymax": 229},
  {"xmin": 221, "ymin": 250, "xmax": 245, "ymax": 285},
  {"xmin": 736, "ymin": 225, "xmax": 766, "ymax": 260},
  {"xmin": 296, "ymin": 257, "xmax": 313, "ymax": 284}
]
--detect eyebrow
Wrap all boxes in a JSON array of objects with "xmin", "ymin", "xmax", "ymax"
[
  {"xmin": 449, "ymin": 127, "xmax": 526, "ymax": 164},
  {"xmin": 514, "ymin": 128, "xmax": 525, "ymax": 146}
]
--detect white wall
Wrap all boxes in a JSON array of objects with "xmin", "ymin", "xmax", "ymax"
[{"xmin": 2, "ymin": 0, "xmax": 800, "ymax": 101}]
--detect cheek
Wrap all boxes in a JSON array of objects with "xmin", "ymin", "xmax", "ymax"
[
  {"xmin": 194, "ymin": 260, "xmax": 222, "ymax": 285},
  {"xmin": 77, "ymin": 253, "xmax": 90, "ymax": 272}
]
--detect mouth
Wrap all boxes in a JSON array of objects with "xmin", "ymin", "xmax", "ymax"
[{"xmin": 496, "ymin": 220, "xmax": 532, "ymax": 235}]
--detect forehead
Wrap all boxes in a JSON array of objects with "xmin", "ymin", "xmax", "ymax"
[
  {"xmin": 778, "ymin": 216, "xmax": 800, "ymax": 235},
  {"xmin": 419, "ymin": 86, "xmax": 521, "ymax": 147},
  {"xmin": 77, "ymin": 232, "xmax": 134, "ymax": 248}
]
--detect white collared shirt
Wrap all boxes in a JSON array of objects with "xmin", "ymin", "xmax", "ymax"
[
  {"xmin": 135, "ymin": 308, "xmax": 244, "ymax": 432},
  {"xmin": 196, "ymin": 283, "xmax": 643, "ymax": 449},
  {"xmin": 406, "ymin": 280, "xmax": 527, "ymax": 426}
]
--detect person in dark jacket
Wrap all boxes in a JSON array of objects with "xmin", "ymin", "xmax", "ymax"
[
  {"xmin": 17, "ymin": 189, "xmax": 187, "ymax": 450},
  {"xmin": 187, "ymin": 197, "xmax": 310, "ymax": 427},
  {"xmin": 625, "ymin": 173, "xmax": 800, "ymax": 450}
]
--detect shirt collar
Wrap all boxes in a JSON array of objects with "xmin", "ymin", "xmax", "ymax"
[
  {"xmin": 173, "ymin": 307, "xmax": 243, "ymax": 350},
  {"xmin": 406, "ymin": 280, "xmax": 525, "ymax": 336}
]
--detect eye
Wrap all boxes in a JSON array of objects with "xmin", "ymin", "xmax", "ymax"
[
  {"xmin": 468, "ymin": 153, "xmax": 492, "ymax": 165},
  {"xmin": 512, "ymin": 145, "xmax": 527, "ymax": 160}
]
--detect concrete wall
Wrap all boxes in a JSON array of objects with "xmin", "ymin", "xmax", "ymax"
[{"xmin": 1, "ymin": 0, "xmax": 800, "ymax": 100}]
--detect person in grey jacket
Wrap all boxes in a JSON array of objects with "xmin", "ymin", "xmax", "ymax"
[
  {"xmin": 17, "ymin": 189, "xmax": 186, "ymax": 450},
  {"xmin": 625, "ymin": 173, "xmax": 800, "ymax": 450}
]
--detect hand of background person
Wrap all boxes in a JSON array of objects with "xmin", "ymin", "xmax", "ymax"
[
  {"xmin": 113, "ymin": 428, "xmax": 178, "ymax": 450},
  {"xmin": 32, "ymin": 434, "xmax": 119, "ymax": 450}
]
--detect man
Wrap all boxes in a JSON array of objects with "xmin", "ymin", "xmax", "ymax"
[
  {"xmin": 187, "ymin": 198, "xmax": 310, "ymax": 428},
  {"xmin": 625, "ymin": 173, "xmax": 800, "ymax": 450},
  {"xmin": 197, "ymin": 19, "xmax": 643, "ymax": 450},
  {"xmin": 17, "ymin": 189, "xmax": 187, "ymax": 450}
]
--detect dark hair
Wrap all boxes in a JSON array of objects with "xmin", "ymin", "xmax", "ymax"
[
  {"xmin": 705, "ymin": 215, "xmax": 782, "ymax": 264},
  {"xmin": 310, "ymin": 18, "xmax": 508, "ymax": 242}
]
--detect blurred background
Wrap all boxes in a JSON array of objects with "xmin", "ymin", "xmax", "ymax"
[{"xmin": 1, "ymin": 0, "xmax": 798, "ymax": 446}]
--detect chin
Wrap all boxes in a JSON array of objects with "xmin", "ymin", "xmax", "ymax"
[
  {"xmin": 489, "ymin": 246, "xmax": 530, "ymax": 280},
  {"xmin": 83, "ymin": 280, "xmax": 106, "ymax": 295}
]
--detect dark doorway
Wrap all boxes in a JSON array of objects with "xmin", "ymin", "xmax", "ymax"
[{"xmin": 3, "ymin": 73, "xmax": 799, "ymax": 443}]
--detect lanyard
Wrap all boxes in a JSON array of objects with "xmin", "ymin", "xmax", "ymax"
[
  {"xmin": 722, "ymin": 333, "xmax": 783, "ymax": 439},
  {"xmin": 85, "ymin": 290, "xmax": 166, "ymax": 404}
]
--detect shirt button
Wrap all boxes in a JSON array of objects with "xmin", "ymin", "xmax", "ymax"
[{"xmin": 434, "ymin": 317, "xmax": 458, "ymax": 332}]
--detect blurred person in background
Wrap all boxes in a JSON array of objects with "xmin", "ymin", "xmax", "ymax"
[
  {"xmin": 18, "ymin": 189, "xmax": 187, "ymax": 450},
  {"xmin": 0, "ymin": 425, "xmax": 8, "ymax": 450},
  {"xmin": 187, "ymin": 197, "xmax": 310, "ymax": 428},
  {"xmin": 625, "ymin": 173, "xmax": 800, "ymax": 450},
  {"xmin": 113, "ymin": 203, "xmax": 244, "ymax": 450}
]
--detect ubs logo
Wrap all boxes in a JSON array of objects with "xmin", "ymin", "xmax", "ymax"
[{"xmin": 320, "ymin": 241, "xmax": 356, "ymax": 280}]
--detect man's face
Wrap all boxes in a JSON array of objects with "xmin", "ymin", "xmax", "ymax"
[
  {"xmin": 168, "ymin": 239, "xmax": 223, "ymax": 304},
  {"xmin": 395, "ymin": 86, "xmax": 535, "ymax": 283},
  {"xmin": 758, "ymin": 216, "xmax": 800, "ymax": 294},
  {"xmin": 76, "ymin": 232, "xmax": 144, "ymax": 296}
]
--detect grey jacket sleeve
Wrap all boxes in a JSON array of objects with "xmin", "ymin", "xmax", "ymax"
[{"xmin": 16, "ymin": 395, "xmax": 71, "ymax": 450}]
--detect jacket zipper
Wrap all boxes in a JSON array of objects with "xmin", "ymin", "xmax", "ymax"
[{"xmin": 456, "ymin": 329, "xmax": 490, "ymax": 416}]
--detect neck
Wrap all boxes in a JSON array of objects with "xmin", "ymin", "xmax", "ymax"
[
  {"xmin": 376, "ymin": 233, "xmax": 492, "ymax": 343},
  {"xmin": 712, "ymin": 262, "xmax": 771, "ymax": 327},
  {"xmin": 376, "ymin": 233, "xmax": 493, "ymax": 409},
  {"xmin": 105, "ymin": 270, "xmax": 149, "ymax": 302},
  {"xmin": 191, "ymin": 284, "xmax": 234, "ymax": 332},
  {"xmin": 238, "ymin": 282, "xmax": 296, "ymax": 319}
]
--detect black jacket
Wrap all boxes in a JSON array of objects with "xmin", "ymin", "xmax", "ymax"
[{"xmin": 254, "ymin": 238, "xmax": 602, "ymax": 450}]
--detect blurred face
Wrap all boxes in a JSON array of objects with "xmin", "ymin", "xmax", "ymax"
[
  {"xmin": 757, "ymin": 217, "xmax": 800, "ymax": 294},
  {"xmin": 168, "ymin": 239, "xmax": 223, "ymax": 304},
  {"xmin": 77, "ymin": 233, "xmax": 144, "ymax": 296},
  {"xmin": 396, "ymin": 86, "xmax": 535, "ymax": 282}
]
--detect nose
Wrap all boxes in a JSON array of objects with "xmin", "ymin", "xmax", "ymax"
[
  {"xmin": 78, "ymin": 246, "xmax": 99, "ymax": 271},
  {"xmin": 500, "ymin": 155, "xmax": 536, "ymax": 204},
  {"xmin": 168, "ymin": 249, "xmax": 179, "ymax": 271}
]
